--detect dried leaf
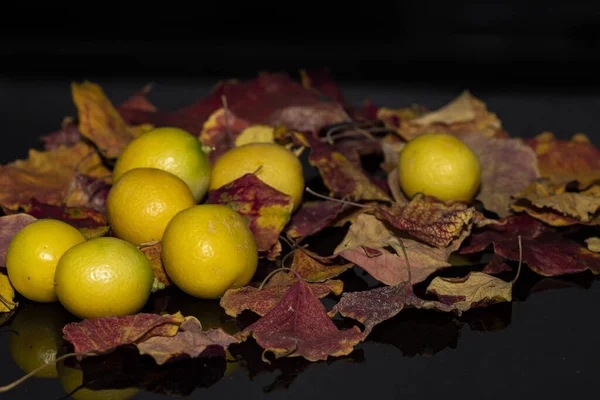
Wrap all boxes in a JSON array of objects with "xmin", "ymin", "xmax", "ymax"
[
  {"xmin": 525, "ymin": 132, "xmax": 600, "ymax": 189},
  {"xmin": 24, "ymin": 199, "xmax": 107, "ymax": 229},
  {"xmin": 386, "ymin": 168, "xmax": 409, "ymax": 205},
  {"xmin": 461, "ymin": 214, "xmax": 600, "ymax": 277},
  {"xmin": 482, "ymin": 254, "xmax": 513, "ymax": 275},
  {"xmin": 267, "ymin": 103, "xmax": 350, "ymax": 134},
  {"xmin": 117, "ymin": 83, "xmax": 157, "ymax": 112},
  {"xmin": 236, "ymin": 279, "xmax": 363, "ymax": 362},
  {"xmin": 0, "ymin": 142, "xmax": 110, "ymax": 212},
  {"xmin": 235, "ymin": 125, "xmax": 275, "ymax": 147},
  {"xmin": 0, "ymin": 274, "xmax": 16, "ymax": 312},
  {"xmin": 380, "ymin": 134, "xmax": 406, "ymax": 174},
  {"xmin": 585, "ymin": 237, "xmax": 600, "ymax": 253},
  {"xmin": 329, "ymin": 283, "xmax": 453, "ymax": 335},
  {"xmin": 138, "ymin": 241, "xmax": 171, "ymax": 288},
  {"xmin": 426, "ymin": 272, "xmax": 513, "ymax": 312},
  {"xmin": 285, "ymin": 200, "xmax": 346, "ymax": 242},
  {"xmin": 199, "ymin": 108, "xmax": 251, "ymax": 163},
  {"xmin": 0, "ymin": 214, "xmax": 37, "ymax": 266},
  {"xmin": 290, "ymin": 248, "xmax": 352, "ymax": 282},
  {"xmin": 461, "ymin": 133, "xmax": 540, "ymax": 217},
  {"xmin": 64, "ymin": 173, "xmax": 112, "ymax": 214},
  {"xmin": 136, "ymin": 316, "xmax": 238, "ymax": 365},
  {"xmin": 207, "ymin": 173, "xmax": 294, "ymax": 256},
  {"xmin": 40, "ymin": 117, "xmax": 82, "ymax": 150}
]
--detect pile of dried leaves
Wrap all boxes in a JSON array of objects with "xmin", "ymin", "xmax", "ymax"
[{"xmin": 1, "ymin": 69, "xmax": 600, "ymax": 392}]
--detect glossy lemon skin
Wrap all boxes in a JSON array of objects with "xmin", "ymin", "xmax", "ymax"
[
  {"xmin": 162, "ymin": 204, "xmax": 258, "ymax": 299},
  {"xmin": 106, "ymin": 168, "xmax": 196, "ymax": 246},
  {"xmin": 209, "ymin": 143, "xmax": 305, "ymax": 211},
  {"xmin": 113, "ymin": 126, "xmax": 211, "ymax": 202},
  {"xmin": 398, "ymin": 133, "xmax": 481, "ymax": 202},
  {"xmin": 5, "ymin": 219, "xmax": 86, "ymax": 303},
  {"xmin": 54, "ymin": 236, "xmax": 154, "ymax": 319}
]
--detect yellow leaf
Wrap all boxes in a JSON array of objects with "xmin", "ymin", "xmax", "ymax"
[
  {"xmin": 0, "ymin": 274, "xmax": 16, "ymax": 312},
  {"xmin": 235, "ymin": 125, "xmax": 275, "ymax": 147}
]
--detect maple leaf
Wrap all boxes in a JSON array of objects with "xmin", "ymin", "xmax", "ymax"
[
  {"xmin": 329, "ymin": 283, "xmax": 454, "ymax": 335},
  {"xmin": 138, "ymin": 241, "xmax": 171, "ymax": 288},
  {"xmin": 207, "ymin": 173, "xmax": 294, "ymax": 257},
  {"xmin": 334, "ymin": 213, "xmax": 470, "ymax": 286},
  {"xmin": 63, "ymin": 312, "xmax": 186, "ymax": 356},
  {"xmin": 461, "ymin": 214, "xmax": 600, "ymax": 277},
  {"xmin": 426, "ymin": 272, "xmax": 514, "ymax": 313},
  {"xmin": 383, "ymin": 91, "xmax": 504, "ymax": 141},
  {"xmin": 199, "ymin": 108, "xmax": 251, "ymax": 163},
  {"xmin": 236, "ymin": 279, "xmax": 364, "ymax": 362},
  {"xmin": 71, "ymin": 81, "xmax": 154, "ymax": 159},
  {"xmin": 136, "ymin": 316, "xmax": 238, "ymax": 365},
  {"xmin": 511, "ymin": 179, "xmax": 600, "ymax": 226},
  {"xmin": 461, "ymin": 133, "xmax": 540, "ymax": 217},
  {"xmin": 0, "ymin": 142, "xmax": 110, "ymax": 212},
  {"xmin": 63, "ymin": 173, "xmax": 112, "ymax": 214},
  {"xmin": 285, "ymin": 200, "xmax": 346, "ymax": 242},
  {"xmin": 525, "ymin": 132, "xmax": 600, "ymax": 189},
  {"xmin": 0, "ymin": 213, "xmax": 37, "ymax": 266},
  {"xmin": 0, "ymin": 274, "xmax": 16, "ymax": 312}
]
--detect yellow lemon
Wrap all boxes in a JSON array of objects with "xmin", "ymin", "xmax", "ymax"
[
  {"xmin": 9, "ymin": 303, "xmax": 76, "ymax": 378},
  {"xmin": 106, "ymin": 168, "xmax": 196, "ymax": 246},
  {"xmin": 162, "ymin": 204, "xmax": 258, "ymax": 299},
  {"xmin": 57, "ymin": 360, "xmax": 139, "ymax": 400},
  {"xmin": 113, "ymin": 126, "xmax": 211, "ymax": 202},
  {"xmin": 397, "ymin": 132, "xmax": 481, "ymax": 202},
  {"xmin": 54, "ymin": 236, "xmax": 154, "ymax": 319},
  {"xmin": 209, "ymin": 143, "xmax": 304, "ymax": 211},
  {"xmin": 5, "ymin": 219, "xmax": 85, "ymax": 303}
]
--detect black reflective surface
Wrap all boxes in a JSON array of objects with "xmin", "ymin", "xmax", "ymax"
[{"xmin": 1, "ymin": 78, "xmax": 600, "ymax": 400}]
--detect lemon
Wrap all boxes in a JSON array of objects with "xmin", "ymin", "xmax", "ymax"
[
  {"xmin": 162, "ymin": 204, "xmax": 258, "ymax": 299},
  {"xmin": 106, "ymin": 168, "xmax": 196, "ymax": 246},
  {"xmin": 55, "ymin": 236, "xmax": 154, "ymax": 319},
  {"xmin": 5, "ymin": 219, "xmax": 86, "ymax": 303},
  {"xmin": 209, "ymin": 143, "xmax": 305, "ymax": 211},
  {"xmin": 57, "ymin": 361, "xmax": 139, "ymax": 400},
  {"xmin": 9, "ymin": 303, "xmax": 76, "ymax": 378},
  {"xmin": 113, "ymin": 126, "xmax": 211, "ymax": 202},
  {"xmin": 397, "ymin": 132, "xmax": 481, "ymax": 202}
]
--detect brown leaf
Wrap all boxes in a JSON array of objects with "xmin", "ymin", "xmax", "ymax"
[
  {"xmin": 62, "ymin": 312, "xmax": 186, "ymax": 356},
  {"xmin": 138, "ymin": 241, "xmax": 172, "ymax": 288},
  {"xmin": 72, "ymin": 81, "xmax": 154, "ymax": 159},
  {"xmin": 386, "ymin": 168, "xmax": 409, "ymax": 205},
  {"xmin": 40, "ymin": 117, "xmax": 82, "ymax": 150},
  {"xmin": 0, "ymin": 214, "xmax": 37, "ymax": 266},
  {"xmin": 461, "ymin": 133, "xmax": 540, "ymax": 217},
  {"xmin": 426, "ymin": 272, "xmax": 513, "ymax": 313},
  {"xmin": 0, "ymin": 142, "xmax": 110, "ymax": 212},
  {"xmin": 289, "ymin": 248, "xmax": 352, "ymax": 282},
  {"xmin": 380, "ymin": 134, "xmax": 406, "ymax": 174},
  {"xmin": 136, "ymin": 316, "xmax": 238, "ymax": 365},
  {"xmin": 236, "ymin": 279, "xmax": 364, "ymax": 362},
  {"xmin": 328, "ymin": 283, "xmax": 454, "ymax": 335},
  {"xmin": 285, "ymin": 200, "xmax": 346, "ymax": 242},
  {"xmin": 207, "ymin": 173, "xmax": 294, "ymax": 257},
  {"xmin": 525, "ymin": 132, "xmax": 600, "ymax": 189}
]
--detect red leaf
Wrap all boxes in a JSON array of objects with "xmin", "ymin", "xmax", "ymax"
[
  {"xmin": 266, "ymin": 103, "xmax": 350, "ymax": 134},
  {"xmin": 236, "ymin": 279, "xmax": 364, "ymax": 362},
  {"xmin": 63, "ymin": 173, "xmax": 111, "ymax": 214},
  {"xmin": 285, "ymin": 200, "xmax": 346, "ymax": 242},
  {"xmin": 25, "ymin": 199, "xmax": 107, "ymax": 229},
  {"xmin": 0, "ymin": 214, "xmax": 37, "ymax": 266},
  {"xmin": 40, "ymin": 118, "xmax": 82, "ymax": 150}
]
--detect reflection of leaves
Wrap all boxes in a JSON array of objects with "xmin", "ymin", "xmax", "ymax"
[
  {"xmin": 0, "ymin": 213, "xmax": 37, "ymax": 266},
  {"xmin": 0, "ymin": 274, "xmax": 16, "ymax": 312}
]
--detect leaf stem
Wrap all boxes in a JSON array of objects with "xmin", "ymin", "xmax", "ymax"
[
  {"xmin": 221, "ymin": 95, "xmax": 233, "ymax": 148},
  {"xmin": 396, "ymin": 237, "xmax": 412, "ymax": 285},
  {"xmin": 258, "ymin": 266, "xmax": 301, "ymax": 291},
  {"xmin": 512, "ymin": 235, "xmax": 523, "ymax": 284},
  {"xmin": 0, "ymin": 294, "xmax": 18, "ymax": 310},
  {"xmin": 305, "ymin": 187, "xmax": 372, "ymax": 209}
]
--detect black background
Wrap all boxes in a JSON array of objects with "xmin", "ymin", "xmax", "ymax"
[{"xmin": 2, "ymin": 3, "xmax": 600, "ymax": 399}]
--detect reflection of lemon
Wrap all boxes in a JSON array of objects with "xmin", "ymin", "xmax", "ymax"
[
  {"xmin": 55, "ymin": 237, "xmax": 155, "ymax": 319},
  {"xmin": 113, "ymin": 127, "xmax": 211, "ymax": 202},
  {"xmin": 57, "ymin": 360, "xmax": 139, "ymax": 400},
  {"xmin": 8, "ymin": 303, "xmax": 76, "ymax": 378},
  {"xmin": 162, "ymin": 205, "xmax": 258, "ymax": 299},
  {"xmin": 5, "ymin": 219, "xmax": 86, "ymax": 303},
  {"xmin": 106, "ymin": 168, "xmax": 196, "ymax": 246},
  {"xmin": 398, "ymin": 132, "xmax": 481, "ymax": 202},
  {"xmin": 209, "ymin": 143, "xmax": 305, "ymax": 211}
]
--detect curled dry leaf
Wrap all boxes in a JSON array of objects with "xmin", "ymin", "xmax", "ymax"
[
  {"xmin": 0, "ymin": 142, "xmax": 110, "ymax": 212},
  {"xmin": 0, "ymin": 274, "xmax": 16, "ymax": 312},
  {"xmin": 138, "ymin": 241, "xmax": 171, "ymax": 288},
  {"xmin": 525, "ymin": 132, "xmax": 600, "ymax": 189},
  {"xmin": 71, "ymin": 81, "xmax": 154, "ymax": 159},
  {"xmin": 0, "ymin": 213, "xmax": 37, "ymax": 266},
  {"xmin": 207, "ymin": 173, "xmax": 294, "ymax": 257},
  {"xmin": 585, "ymin": 237, "xmax": 600, "ymax": 253},
  {"xmin": 285, "ymin": 200, "xmax": 346, "ymax": 242},
  {"xmin": 40, "ymin": 117, "xmax": 82, "ymax": 150},
  {"xmin": 461, "ymin": 133, "xmax": 540, "ymax": 217},
  {"xmin": 236, "ymin": 279, "xmax": 364, "ymax": 362}
]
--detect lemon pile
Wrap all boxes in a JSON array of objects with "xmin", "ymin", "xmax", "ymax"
[{"xmin": 5, "ymin": 126, "xmax": 306, "ymax": 321}]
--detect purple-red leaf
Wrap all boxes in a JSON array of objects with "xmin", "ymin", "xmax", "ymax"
[
  {"xmin": 0, "ymin": 214, "xmax": 37, "ymax": 266},
  {"xmin": 286, "ymin": 200, "xmax": 346, "ymax": 242}
]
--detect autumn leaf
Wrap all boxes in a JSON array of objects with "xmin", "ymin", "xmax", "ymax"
[
  {"xmin": 585, "ymin": 237, "xmax": 600, "ymax": 252},
  {"xmin": 329, "ymin": 283, "xmax": 454, "ymax": 335},
  {"xmin": 482, "ymin": 254, "xmax": 513, "ymax": 275},
  {"xmin": 207, "ymin": 173, "xmax": 294, "ymax": 257},
  {"xmin": 285, "ymin": 200, "xmax": 346, "ymax": 242},
  {"xmin": 71, "ymin": 81, "xmax": 154, "ymax": 159},
  {"xmin": 117, "ymin": 83, "xmax": 157, "ymax": 113},
  {"xmin": 138, "ymin": 241, "xmax": 171, "ymax": 288},
  {"xmin": 426, "ymin": 272, "xmax": 513, "ymax": 313},
  {"xmin": 24, "ymin": 199, "xmax": 107, "ymax": 229},
  {"xmin": 461, "ymin": 214, "xmax": 600, "ymax": 277},
  {"xmin": 236, "ymin": 279, "xmax": 364, "ymax": 362},
  {"xmin": 461, "ymin": 133, "xmax": 540, "ymax": 217},
  {"xmin": 288, "ymin": 248, "xmax": 352, "ymax": 282},
  {"xmin": 63, "ymin": 312, "xmax": 186, "ymax": 355},
  {"xmin": 380, "ymin": 134, "xmax": 406, "ymax": 174},
  {"xmin": 0, "ymin": 142, "xmax": 110, "ymax": 212},
  {"xmin": 267, "ymin": 103, "xmax": 350, "ymax": 134},
  {"xmin": 199, "ymin": 108, "xmax": 251, "ymax": 163},
  {"xmin": 525, "ymin": 132, "xmax": 600, "ymax": 189},
  {"xmin": 136, "ymin": 316, "xmax": 238, "ymax": 365},
  {"xmin": 0, "ymin": 274, "xmax": 16, "ymax": 312},
  {"xmin": 63, "ymin": 173, "xmax": 112, "ymax": 214},
  {"xmin": 0, "ymin": 214, "xmax": 37, "ymax": 266},
  {"xmin": 234, "ymin": 125, "xmax": 276, "ymax": 147},
  {"xmin": 40, "ymin": 117, "xmax": 82, "ymax": 150}
]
